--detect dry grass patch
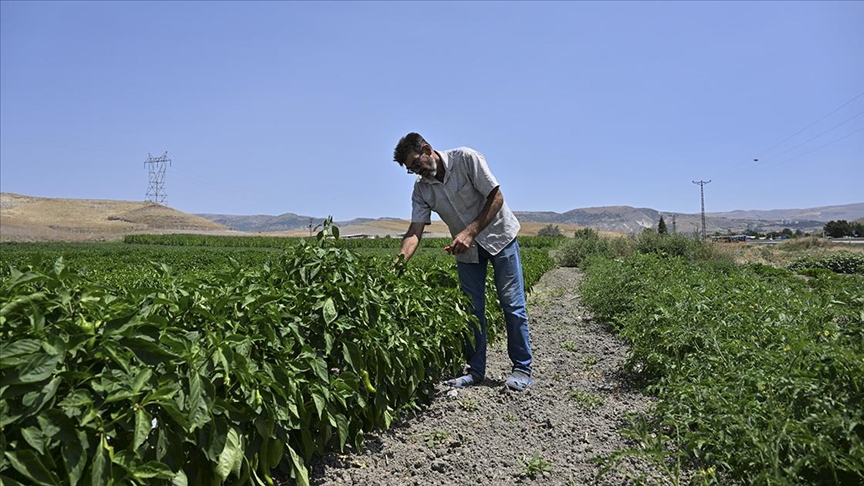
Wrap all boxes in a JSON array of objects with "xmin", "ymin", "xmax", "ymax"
[{"xmin": 717, "ymin": 239, "xmax": 864, "ymax": 267}]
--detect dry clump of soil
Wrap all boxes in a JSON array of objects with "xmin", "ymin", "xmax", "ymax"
[{"xmin": 305, "ymin": 267, "xmax": 664, "ymax": 485}]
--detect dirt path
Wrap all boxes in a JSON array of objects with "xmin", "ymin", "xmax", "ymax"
[{"xmin": 308, "ymin": 267, "xmax": 661, "ymax": 485}]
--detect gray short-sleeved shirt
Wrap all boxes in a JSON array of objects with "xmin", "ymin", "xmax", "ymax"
[{"xmin": 411, "ymin": 147, "xmax": 521, "ymax": 264}]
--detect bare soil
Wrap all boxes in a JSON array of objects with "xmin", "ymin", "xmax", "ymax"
[{"xmin": 300, "ymin": 267, "xmax": 665, "ymax": 485}]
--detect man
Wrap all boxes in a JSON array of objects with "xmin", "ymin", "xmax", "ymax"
[{"xmin": 392, "ymin": 132, "xmax": 534, "ymax": 391}]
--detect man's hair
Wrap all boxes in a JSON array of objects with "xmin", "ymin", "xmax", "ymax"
[{"xmin": 393, "ymin": 132, "xmax": 427, "ymax": 166}]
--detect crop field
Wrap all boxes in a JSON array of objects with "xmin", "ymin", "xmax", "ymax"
[
  {"xmin": 568, "ymin": 234, "xmax": 864, "ymax": 484},
  {"xmin": 2, "ymin": 228, "xmax": 862, "ymax": 484},
  {"xmin": 0, "ymin": 229, "xmax": 556, "ymax": 485}
]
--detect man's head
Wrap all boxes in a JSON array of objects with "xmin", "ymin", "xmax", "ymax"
[{"xmin": 393, "ymin": 132, "xmax": 437, "ymax": 178}]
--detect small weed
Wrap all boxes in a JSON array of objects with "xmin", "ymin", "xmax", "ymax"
[
  {"xmin": 561, "ymin": 340, "xmax": 577, "ymax": 352},
  {"xmin": 459, "ymin": 398, "xmax": 478, "ymax": 412},
  {"xmin": 421, "ymin": 429, "xmax": 450, "ymax": 448},
  {"xmin": 570, "ymin": 389, "xmax": 604, "ymax": 408},
  {"xmin": 520, "ymin": 452, "xmax": 553, "ymax": 479},
  {"xmin": 552, "ymin": 372, "xmax": 563, "ymax": 381},
  {"xmin": 581, "ymin": 355, "xmax": 597, "ymax": 369},
  {"xmin": 504, "ymin": 412, "xmax": 518, "ymax": 422}
]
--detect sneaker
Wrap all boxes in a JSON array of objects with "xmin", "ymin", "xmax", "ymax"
[
  {"xmin": 505, "ymin": 370, "xmax": 534, "ymax": 391},
  {"xmin": 444, "ymin": 374, "xmax": 478, "ymax": 388}
]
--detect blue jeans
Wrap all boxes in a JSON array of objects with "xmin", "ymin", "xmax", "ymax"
[{"xmin": 456, "ymin": 238, "xmax": 533, "ymax": 380}]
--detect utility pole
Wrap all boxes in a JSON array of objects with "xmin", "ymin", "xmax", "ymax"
[
  {"xmin": 144, "ymin": 152, "xmax": 171, "ymax": 204},
  {"xmin": 671, "ymin": 214, "xmax": 677, "ymax": 234},
  {"xmin": 692, "ymin": 180, "xmax": 711, "ymax": 240}
]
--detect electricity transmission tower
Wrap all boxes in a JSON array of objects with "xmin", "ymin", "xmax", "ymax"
[
  {"xmin": 145, "ymin": 152, "xmax": 171, "ymax": 204},
  {"xmin": 692, "ymin": 180, "xmax": 711, "ymax": 240}
]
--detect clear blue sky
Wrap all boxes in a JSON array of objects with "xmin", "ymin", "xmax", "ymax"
[{"xmin": 2, "ymin": 1, "xmax": 863, "ymax": 220}]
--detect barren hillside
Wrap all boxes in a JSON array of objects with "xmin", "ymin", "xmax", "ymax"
[{"xmin": 0, "ymin": 193, "xmax": 231, "ymax": 242}]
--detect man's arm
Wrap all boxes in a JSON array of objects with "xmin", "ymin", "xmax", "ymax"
[
  {"xmin": 398, "ymin": 221, "xmax": 427, "ymax": 263},
  {"xmin": 446, "ymin": 186, "xmax": 503, "ymax": 255}
]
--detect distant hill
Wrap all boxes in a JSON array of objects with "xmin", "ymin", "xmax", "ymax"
[
  {"xmin": 197, "ymin": 202, "xmax": 864, "ymax": 235},
  {"xmin": 707, "ymin": 203, "xmax": 864, "ymax": 223},
  {"xmin": 196, "ymin": 212, "xmax": 318, "ymax": 233},
  {"xmin": 0, "ymin": 193, "xmax": 230, "ymax": 242},
  {"xmin": 3, "ymin": 191, "xmax": 861, "ymax": 241}
]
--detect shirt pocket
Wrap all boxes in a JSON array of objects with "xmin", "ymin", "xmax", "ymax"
[{"xmin": 452, "ymin": 181, "xmax": 482, "ymax": 213}]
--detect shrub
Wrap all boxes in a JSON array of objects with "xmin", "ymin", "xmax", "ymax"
[
  {"xmin": 778, "ymin": 236, "xmax": 831, "ymax": 251},
  {"xmin": 633, "ymin": 230, "xmax": 730, "ymax": 265},
  {"xmin": 537, "ymin": 224, "xmax": 564, "ymax": 238},
  {"xmin": 555, "ymin": 229, "xmax": 614, "ymax": 267},
  {"xmin": 787, "ymin": 251, "xmax": 864, "ymax": 275}
]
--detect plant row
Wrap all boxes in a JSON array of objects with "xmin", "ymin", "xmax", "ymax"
[
  {"xmin": 1, "ymin": 232, "xmax": 554, "ymax": 485},
  {"xmin": 578, "ymin": 252, "xmax": 863, "ymax": 484}
]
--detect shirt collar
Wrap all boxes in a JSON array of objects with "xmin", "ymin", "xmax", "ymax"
[{"xmin": 418, "ymin": 150, "xmax": 450, "ymax": 185}]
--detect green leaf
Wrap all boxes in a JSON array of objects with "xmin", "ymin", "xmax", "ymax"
[
  {"xmin": 5, "ymin": 450, "xmax": 61, "ymax": 486},
  {"xmin": 156, "ymin": 399, "xmax": 188, "ymax": 430},
  {"xmin": 59, "ymin": 389, "xmax": 93, "ymax": 408},
  {"xmin": 101, "ymin": 342, "xmax": 132, "ymax": 374},
  {"xmin": 341, "ymin": 342, "xmax": 360, "ymax": 371},
  {"xmin": 0, "ymin": 339, "xmax": 42, "ymax": 367},
  {"xmin": 125, "ymin": 337, "xmax": 180, "ymax": 365},
  {"xmin": 90, "ymin": 436, "xmax": 109, "ymax": 486},
  {"xmin": 2, "ymin": 353, "xmax": 61, "ymax": 385},
  {"xmin": 171, "ymin": 469, "xmax": 188, "ymax": 486},
  {"xmin": 22, "ymin": 377, "xmax": 61, "ymax": 416},
  {"xmin": 141, "ymin": 384, "xmax": 178, "ymax": 405},
  {"xmin": 324, "ymin": 332, "xmax": 334, "ymax": 355},
  {"xmin": 334, "ymin": 413, "xmax": 349, "ymax": 452},
  {"xmin": 311, "ymin": 391, "xmax": 326, "ymax": 420},
  {"xmin": 21, "ymin": 426, "xmax": 46, "ymax": 455},
  {"xmin": 62, "ymin": 430, "xmax": 88, "ymax": 486},
  {"xmin": 0, "ymin": 473, "xmax": 26, "ymax": 486},
  {"xmin": 132, "ymin": 368, "xmax": 153, "ymax": 394},
  {"xmin": 286, "ymin": 444, "xmax": 310, "ymax": 486},
  {"xmin": 0, "ymin": 293, "xmax": 47, "ymax": 321},
  {"xmin": 215, "ymin": 427, "xmax": 243, "ymax": 480},
  {"xmin": 310, "ymin": 355, "xmax": 328, "ymax": 383},
  {"xmin": 134, "ymin": 407, "xmax": 152, "ymax": 450},
  {"xmin": 130, "ymin": 461, "xmax": 176, "ymax": 479},
  {"xmin": 187, "ymin": 371, "xmax": 210, "ymax": 432},
  {"xmin": 323, "ymin": 298, "xmax": 337, "ymax": 325}
]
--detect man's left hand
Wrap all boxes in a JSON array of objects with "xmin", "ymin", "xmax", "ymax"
[{"xmin": 446, "ymin": 231, "xmax": 475, "ymax": 254}]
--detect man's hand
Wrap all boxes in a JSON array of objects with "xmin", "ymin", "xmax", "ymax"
[
  {"xmin": 391, "ymin": 255, "xmax": 408, "ymax": 275},
  {"xmin": 445, "ymin": 230, "xmax": 475, "ymax": 255}
]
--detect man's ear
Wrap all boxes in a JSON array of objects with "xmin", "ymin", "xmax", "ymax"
[{"xmin": 421, "ymin": 144, "xmax": 432, "ymax": 155}]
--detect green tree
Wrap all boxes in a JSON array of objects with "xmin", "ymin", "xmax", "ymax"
[
  {"xmin": 824, "ymin": 220, "xmax": 852, "ymax": 238},
  {"xmin": 658, "ymin": 215, "xmax": 668, "ymax": 235},
  {"xmin": 538, "ymin": 224, "xmax": 563, "ymax": 237}
]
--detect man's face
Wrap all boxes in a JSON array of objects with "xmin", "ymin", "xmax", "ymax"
[{"xmin": 404, "ymin": 147, "xmax": 436, "ymax": 178}]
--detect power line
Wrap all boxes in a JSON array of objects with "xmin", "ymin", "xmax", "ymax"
[
  {"xmin": 753, "ymin": 91, "xmax": 864, "ymax": 160},
  {"xmin": 766, "ymin": 126, "xmax": 864, "ymax": 166},
  {"xmin": 740, "ymin": 126, "xmax": 864, "ymax": 178},
  {"xmin": 755, "ymin": 110, "xmax": 864, "ymax": 163}
]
